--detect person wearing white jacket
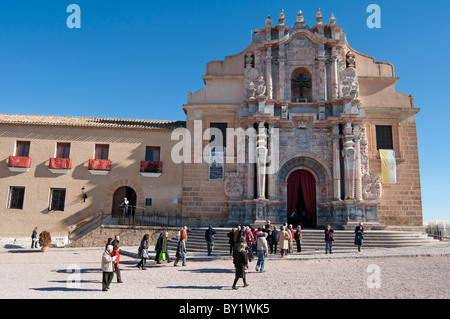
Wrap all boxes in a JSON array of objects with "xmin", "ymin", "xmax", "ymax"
[
  {"xmin": 255, "ymin": 232, "xmax": 269, "ymax": 273},
  {"xmin": 101, "ymin": 245, "xmax": 117, "ymax": 291}
]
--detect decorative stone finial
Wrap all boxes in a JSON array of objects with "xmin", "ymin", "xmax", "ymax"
[
  {"xmin": 329, "ymin": 13, "xmax": 336, "ymax": 25},
  {"xmin": 278, "ymin": 9, "xmax": 286, "ymax": 25},
  {"xmin": 347, "ymin": 51, "xmax": 356, "ymax": 68},
  {"xmin": 316, "ymin": 8, "xmax": 323, "ymax": 24},
  {"xmin": 265, "ymin": 15, "xmax": 272, "ymax": 26},
  {"xmin": 296, "ymin": 10, "xmax": 304, "ymax": 23}
]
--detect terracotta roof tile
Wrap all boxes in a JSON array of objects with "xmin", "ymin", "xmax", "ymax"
[{"xmin": 0, "ymin": 114, "xmax": 186, "ymax": 131}]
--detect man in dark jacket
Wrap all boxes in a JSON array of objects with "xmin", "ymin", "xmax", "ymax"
[
  {"xmin": 269, "ymin": 227, "xmax": 279, "ymax": 254},
  {"xmin": 205, "ymin": 226, "xmax": 216, "ymax": 256}
]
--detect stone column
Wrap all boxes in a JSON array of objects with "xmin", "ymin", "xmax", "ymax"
[
  {"xmin": 354, "ymin": 125, "xmax": 363, "ymax": 201},
  {"xmin": 332, "ymin": 124, "xmax": 341, "ymax": 200},
  {"xmin": 267, "ymin": 124, "xmax": 277, "ymax": 200},
  {"xmin": 256, "ymin": 122, "xmax": 268, "ymax": 199},
  {"xmin": 330, "ymin": 47, "xmax": 339, "ymax": 100},
  {"xmin": 318, "ymin": 50, "xmax": 327, "ymax": 101},
  {"xmin": 278, "ymin": 57, "xmax": 286, "ymax": 101},
  {"xmin": 265, "ymin": 49, "xmax": 273, "ymax": 100},
  {"xmin": 342, "ymin": 122, "xmax": 355, "ymax": 200},
  {"xmin": 246, "ymin": 124, "xmax": 256, "ymax": 199}
]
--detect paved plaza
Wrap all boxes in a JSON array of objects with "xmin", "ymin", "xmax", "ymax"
[{"xmin": 0, "ymin": 242, "xmax": 449, "ymax": 300}]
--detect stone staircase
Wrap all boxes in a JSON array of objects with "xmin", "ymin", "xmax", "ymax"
[{"xmin": 166, "ymin": 227, "xmax": 439, "ymax": 254}]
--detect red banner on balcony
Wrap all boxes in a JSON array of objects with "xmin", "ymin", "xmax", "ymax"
[
  {"xmin": 8, "ymin": 156, "xmax": 31, "ymax": 168},
  {"xmin": 49, "ymin": 158, "xmax": 72, "ymax": 169},
  {"xmin": 88, "ymin": 159, "xmax": 111, "ymax": 171},
  {"xmin": 140, "ymin": 161, "xmax": 162, "ymax": 172}
]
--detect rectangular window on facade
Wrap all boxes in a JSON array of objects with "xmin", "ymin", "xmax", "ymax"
[
  {"xmin": 8, "ymin": 187, "xmax": 25, "ymax": 209},
  {"xmin": 210, "ymin": 123, "xmax": 227, "ymax": 148},
  {"xmin": 49, "ymin": 188, "xmax": 66, "ymax": 211},
  {"xmin": 145, "ymin": 146, "xmax": 160, "ymax": 162},
  {"xmin": 15, "ymin": 141, "xmax": 30, "ymax": 157},
  {"xmin": 376, "ymin": 125, "xmax": 393, "ymax": 150},
  {"xmin": 95, "ymin": 144, "xmax": 109, "ymax": 160},
  {"xmin": 56, "ymin": 143, "xmax": 71, "ymax": 158}
]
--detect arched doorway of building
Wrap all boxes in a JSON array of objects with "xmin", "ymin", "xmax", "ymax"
[
  {"xmin": 287, "ymin": 169, "xmax": 316, "ymax": 228},
  {"xmin": 112, "ymin": 186, "xmax": 137, "ymax": 218}
]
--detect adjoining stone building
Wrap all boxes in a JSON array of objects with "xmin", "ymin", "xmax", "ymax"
[
  {"xmin": 0, "ymin": 9, "xmax": 423, "ymax": 241},
  {"xmin": 0, "ymin": 115, "xmax": 185, "ymax": 240}
]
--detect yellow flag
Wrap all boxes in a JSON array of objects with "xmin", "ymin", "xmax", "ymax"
[{"xmin": 380, "ymin": 149, "xmax": 397, "ymax": 184}]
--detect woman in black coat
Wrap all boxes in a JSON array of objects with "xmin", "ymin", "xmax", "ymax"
[
  {"xmin": 227, "ymin": 229, "xmax": 236, "ymax": 255},
  {"xmin": 354, "ymin": 223, "xmax": 364, "ymax": 252},
  {"xmin": 232, "ymin": 243, "xmax": 249, "ymax": 290},
  {"xmin": 136, "ymin": 234, "xmax": 149, "ymax": 270}
]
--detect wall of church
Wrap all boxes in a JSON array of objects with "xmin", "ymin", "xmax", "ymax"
[{"xmin": 367, "ymin": 111, "xmax": 422, "ymax": 227}]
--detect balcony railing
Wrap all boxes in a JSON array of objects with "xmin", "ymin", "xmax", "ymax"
[
  {"xmin": 88, "ymin": 159, "xmax": 111, "ymax": 175},
  {"xmin": 140, "ymin": 161, "xmax": 162, "ymax": 177},
  {"xmin": 48, "ymin": 158, "xmax": 72, "ymax": 174},
  {"xmin": 7, "ymin": 156, "xmax": 31, "ymax": 172},
  {"xmin": 117, "ymin": 206, "xmax": 203, "ymax": 228}
]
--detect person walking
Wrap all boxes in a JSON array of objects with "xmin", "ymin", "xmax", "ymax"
[
  {"xmin": 155, "ymin": 232, "xmax": 171, "ymax": 264},
  {"xmin": 136, "ymin": 234, "xmax": 149, "ymax": 270},
  {"xmin": 105, "ymin": 238, "xmax": 113, "ymax": 250},
  {"xmin": 205, "ymin": 225, "xmax": 216, "ymax": 256},
  {"xmin": 232, "ymin": 243, "xmax": 249, "ymax": 290},
  {"xmin": 354, "ymin": 223, "xmax": 365, "ymax": 252},
  {"xmin": 174, "ymin": 233, "xmax": 187, "ymax": 267},
  {"xmin": 324, "ymin": 225, "xmax": 334, "ymax": 254},
  {"xmin": 255, "ymin": 232, "xmax": 268, "ymax": 273},
  {"xmin": 31, "ymin": 227, "xmax": 38, "ymax": 248},
  {"xmin": 234, "ymin": 226, "xmax": 245, "ymax": 253},
  {"xmin": 277, "ymin": 226, "xmax": 290, "ymax": 258},
  {"xmin": 112, "ymin": 244, "xmax": 122, "ymax": 283},
  {"xmin": 244, "ymin": 226, "xmax": 255, "ymax": 251},
  {"xmin": 227, "ymin": 228, "xmax": 236, "ymax": 255},
  {"xmin": 294, "ymin": 225, "xmax": 303, "ymax": 253},
  {"xmin": 101, "ymin": 245, "xmax": 117, "ymax": 291}
]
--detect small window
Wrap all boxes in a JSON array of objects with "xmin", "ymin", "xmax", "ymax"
[
  {"xmin": 210, "ymin": 123, "xmax": 227, "ymax": 148},
  {"xmin": 145, "ymin": 146, "xmax": 160, "ymax": 162},
  {"xmin": 56, "ymin": 143, "xmax": 71, "ymax": 159},
  {"xmin": 95, "ymin": 144, "xmax": 109, "ymax": 160},
  {"xmin": 49, "ymin": 188, "xmax": 66, "ymax": 211},
  {"xmin": 15, "ymin": 141, "xmax": 30, "ymax": 157},
  {"xmin": 376, "ymin": 125, "xmax": 393, "ymax": 150},
  {"xmin": 9, "ymin": 187, "xmax": 25, "ymax": 209}
]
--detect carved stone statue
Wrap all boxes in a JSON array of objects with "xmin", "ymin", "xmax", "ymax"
[
  {"xmin": 247, "ymin": 82, "xmax": 256, "ymax": 99},
  {"xmin": 256, "ymin": 76, "xmax": 266, "ymax": 96}
]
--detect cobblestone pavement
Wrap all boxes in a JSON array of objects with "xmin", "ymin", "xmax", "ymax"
[{"xmin": 0, "ymin": 242, "xmax": 449, "ymax": 300}]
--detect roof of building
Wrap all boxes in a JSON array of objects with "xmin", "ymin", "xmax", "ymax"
[{"xmin": 0, "ymin": 114, "xmax": 186, "ymax": 131}]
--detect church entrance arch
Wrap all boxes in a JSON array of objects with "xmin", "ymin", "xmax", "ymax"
[
  {"xmin": 279, "ymin": 156, "xmax": 331, "ymax": 229},
  {"xmin": 287, "ymin": 169, "xmax": 316, "ymax": 228},
  {"xmin": 112, "ymin": 186, "xmax": 137, "ymax": 218}
]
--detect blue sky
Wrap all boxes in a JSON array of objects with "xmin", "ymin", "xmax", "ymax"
[{"xmin": 0, "ymin": 1, "xmax": 449, "ymax": 222}]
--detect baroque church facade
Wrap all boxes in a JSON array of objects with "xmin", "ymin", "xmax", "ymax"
[
  {"xmin": 182, "ymin": 9, "xmax": 422, "ymax": 229},
  {"xmin": 0, "ymin": 9, "xmax": 422, "ymax": 239}
]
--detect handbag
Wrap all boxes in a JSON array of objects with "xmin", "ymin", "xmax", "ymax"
[{"xmin": 160, "ymin": 252, "xmax": 166, "ymax": 261}]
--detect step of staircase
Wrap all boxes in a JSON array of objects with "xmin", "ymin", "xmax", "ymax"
[{"xmin": 166, "ymin": 228, "xmax": 439, "ymax": 253}]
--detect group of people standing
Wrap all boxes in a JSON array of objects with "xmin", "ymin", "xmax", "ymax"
[
  {"xmin": 227, "ymin": 221, "xmax": 303, "ymax": 258},
  {"xmin": 136, "ymin": 226, "xmax": 189, "ymax": 270}
]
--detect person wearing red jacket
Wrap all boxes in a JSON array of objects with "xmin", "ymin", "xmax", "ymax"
[{"xmin": 112, "ymin": 244, "xmax": 122, "ymax": 283}]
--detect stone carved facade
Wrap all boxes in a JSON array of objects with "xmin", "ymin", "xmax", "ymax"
[{"xmin": 184, "ymin": 8, "xmax": 422, "ymax": 228}]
